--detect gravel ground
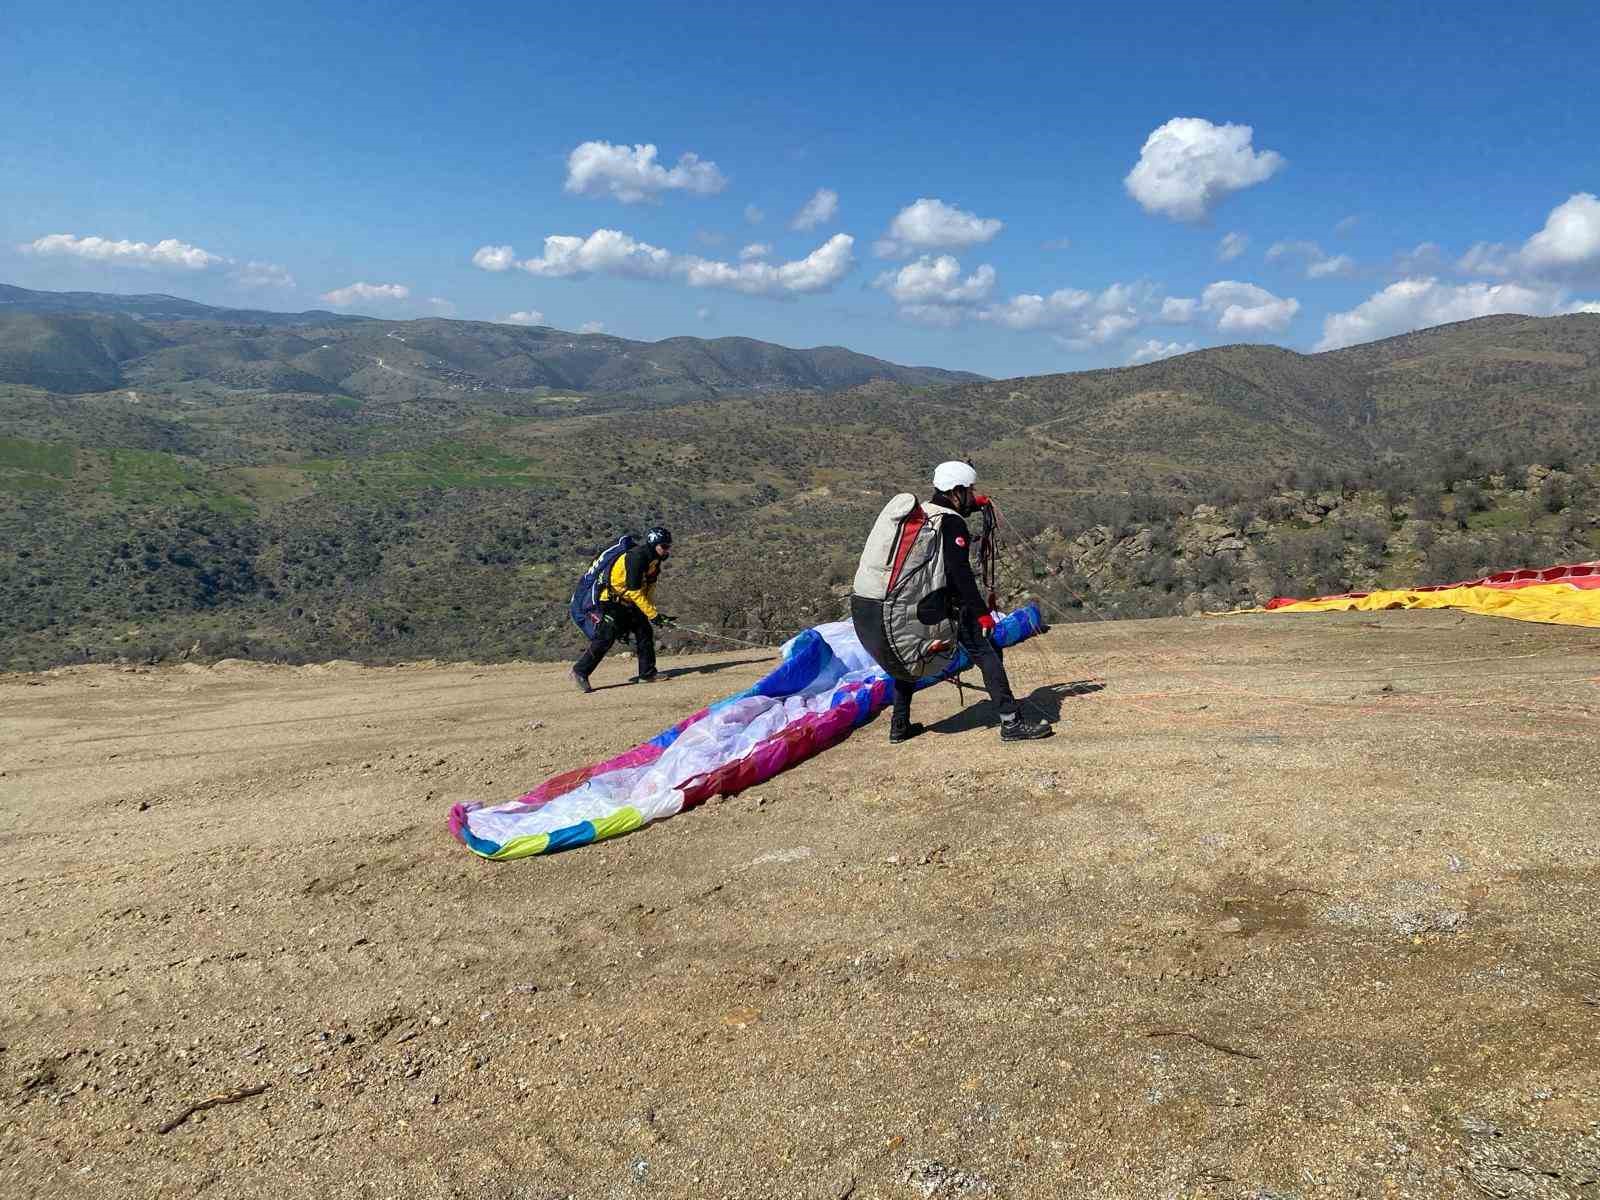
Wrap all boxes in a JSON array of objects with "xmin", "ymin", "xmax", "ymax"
[{"xmin": 2, "ymin": 610, "xmax": 1598, "ymax": 1199}]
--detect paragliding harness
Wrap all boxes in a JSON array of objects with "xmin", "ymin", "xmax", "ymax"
[
  {"xmin": 849, "ymin": 491, "xmax": 999, "ymax": 688},
  {"xmin": 570, "ymin": 534, "xmax": 636, "ymax": 642}
]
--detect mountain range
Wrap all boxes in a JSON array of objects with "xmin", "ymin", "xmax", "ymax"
[{"xmin": 0, "ymin": 284, "xmax": 983, "ymax": 401}]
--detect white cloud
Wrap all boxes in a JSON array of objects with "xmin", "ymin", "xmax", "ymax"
[
  {"xmin": 24, "ymin": 232, "xmax": 225, "ymax": 270},
  {"xmin": 1128, "ymin": 339, "xmax": 1200, "ymax": 364},
  {"xmin": 1518, "ymin": 193, "xmax": 1600, "ymax": 278},
  {"xmin": 1335, "ymin": 215, "xmax": 1360, "ymax": 236},
  {"xmin": 739, "ymin": 242, "xmax": 772, "ymax": 261},
  {"xmin": 320, "ymin": 282, "xmax": 410, "ymax": 307},
  {"xmin": 1453, "ymin": 194, "xmax": 1600, "ymax": 283},
  {"xmin": 1160, "ymin": 297, "xmax": 1200, "ymax": 323},
  {"xmin": 502, "ymin": 310, "xmax": 544, "ymax": 326},
  {"xmin": 980, "ymin": 289, "xmax": 1090, "ymax": 331},
  {"xmin": 1315, "ymin": 277, "xmax": 1577, "ymax": 351},
  {"xmin": 496, "ymin": 230, "xmax": 677, "ymax": 280},
  {"xmin": 1041, "ymin": 237, "xmax": 1071, "ymax": 251},
  {"xmin": 1308, "ymin": 254, "xmax": 1354, "ymax": 279},
  {"xmin": 693, "ymin": 229, "xmax": 726, "ymax": 247},
  {"xmin": 874, "ymin": 255, "xmax": 996, "ymax": 326},
  {"xmin": 427, "ymin": 297, "xmax": 456, "ymax": 314},
  {"xmin": 744, "ymin": 204, "xmax": 765, "ymax": 225},
  {"xmin": 874, "ymin": 255, "xmax": 996, "ymax": 306},
  {"xmin": 1057, "ymin": 311, "xmax": 1142, "ymax": 350},
  {"xmin": 580, "ymin": 320, "xmax": 606, "ymax": 334},
  {"xmin": 680, "ymin": 233, "xmax": 855, "ymax": 296},
  {"xmin": 1395, "ymin": 242, "xmax": 1446, "ymax": 275},
  {"xmin": 1201, "ymin": 280, "xmax": 1300, "ymax": 333},
  {"xmin": 1457, "ymin": 241, "xmax": 1513, "ymax": 276},
  {"xmin": 874, "ymin": 197, "xmax": 1004, "ymax": 258},
  {"xmin": 472, "ymin": 245, "xmax": 516, "ymax": 272},
  {"xmin": 980, "ymin": 281, "xmax": 1155, "ymax": 349},
  {"xmin": 1267, "ymin": 239, "xmax": 1354, "ymax": 279},
  {"xmin": 476, "ymin": 229, "xmax": 855, "ymax": 298},
  {"xmin": 563, "ymin": 140, "xmax": 727, "ymax": 204},
  {"xmin": 232, "ymin": 260, "xmax": 296, "ymax": 289},
  {"xmin": 1217, "ymin": 232, "xmax": 1248, "ymax": 262},
  {"xmin": 790, "ymin": 188, "xmax": 839, "ymax": 231},
  {"xmin": 1124, "ymin": 118, "xmax": 1285, "ymax": 222}
]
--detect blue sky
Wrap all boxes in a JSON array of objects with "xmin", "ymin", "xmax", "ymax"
[{"xmin": 5, "ymin": 0, "xmax": 1599, "ymax": 378}]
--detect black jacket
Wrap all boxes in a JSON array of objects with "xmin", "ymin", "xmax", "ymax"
[{"xmin": 915, "ymin": 506, "xmax": 988, "ymax": 625}]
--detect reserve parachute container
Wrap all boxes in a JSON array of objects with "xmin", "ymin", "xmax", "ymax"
[{"xmin": 849, "ymin": 493, "xmax": 965, "ymax": 682}]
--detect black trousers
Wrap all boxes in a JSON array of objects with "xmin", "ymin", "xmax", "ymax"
[
  {"xmin": 892, "ymin": 613, "xmax": 1017, "ymax": 723},
  {"xmin": 574, "ymin": 602, "xmax": 656, "ymax": 678}
]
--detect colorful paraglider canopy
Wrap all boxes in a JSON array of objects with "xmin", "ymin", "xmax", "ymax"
[
  {"xmin": 448, "ymin": 605, "xmax": 1046, "ymax": 861},
  {"xmin": 1254, "ymin": 560, "xmax": 1600, "ymax": 628}
]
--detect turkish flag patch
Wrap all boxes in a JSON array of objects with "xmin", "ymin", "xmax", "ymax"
[{"xmin": 954, "ymin": 535, "xmax": 967, "ymax": 548}]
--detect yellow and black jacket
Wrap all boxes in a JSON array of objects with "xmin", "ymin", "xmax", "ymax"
[{"xmin": 598, "ymin": 544, "xmax": 661, "ymax": 620}]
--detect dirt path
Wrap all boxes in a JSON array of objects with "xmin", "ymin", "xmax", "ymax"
[{"xmin": 3, "ymin": 612, "xmax": 1598, "ymax": 1198}]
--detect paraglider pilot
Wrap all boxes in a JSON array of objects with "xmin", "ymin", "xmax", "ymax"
[
  {"xmin": 853, "ymin": 462, "xmax": 1052, "ymax": 744},
  {"xmin": 571, "ymin": 527, "xmax": 674, "ymax": 693}
]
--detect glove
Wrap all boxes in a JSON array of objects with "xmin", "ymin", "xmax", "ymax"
[
  {"xmin": 977, "ymin": 613, "xmax": 996, "ymax": 637},
  {"xmin": 652, "ymin": 613, "xmax": 672, "ymax": 628}
]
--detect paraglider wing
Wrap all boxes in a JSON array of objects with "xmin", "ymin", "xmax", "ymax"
[
  {"xmin": 448, "ymin": 605, "xmax": 1046, "ymax": 860},
  {"xmin": 1256, "ymin": 560, "xmax": 1600, "ymax": 627}
]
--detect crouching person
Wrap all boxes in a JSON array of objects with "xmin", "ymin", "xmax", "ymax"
[{"xmin": 571, "ymin": 527, "xmax": 674, "ymax": 692}]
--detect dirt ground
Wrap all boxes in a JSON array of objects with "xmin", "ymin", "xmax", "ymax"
[{"xmin": 2, "ymin": 610, "xmax": 1598, "ymax": 1199}]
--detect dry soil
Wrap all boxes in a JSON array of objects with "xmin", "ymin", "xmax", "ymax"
[{"xmin": 2, "ymin": 611, "xmax": 1598, "ymax": 1199}]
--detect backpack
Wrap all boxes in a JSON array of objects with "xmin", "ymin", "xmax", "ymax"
[
  {"xmin": 570, "ymin": 534, "xmax": 635, "ymax": 640},
  {"xmin": 849, "ymin": 493, "xmax": 961, "ymax": 682}
]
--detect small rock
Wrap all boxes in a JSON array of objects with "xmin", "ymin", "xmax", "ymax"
[{"xmin": 1214, "ymin": 917, "xmax": 1245, "ymax": 934}]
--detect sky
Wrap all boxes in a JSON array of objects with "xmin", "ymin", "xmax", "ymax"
[{"xmin": 5, "ymin": 0, "xmax": 1599, "ymax": 379}]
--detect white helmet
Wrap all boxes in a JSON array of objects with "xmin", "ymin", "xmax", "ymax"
[{"xmin": 933, "ymin": 460, "xmax": 977, "ymax": 491}]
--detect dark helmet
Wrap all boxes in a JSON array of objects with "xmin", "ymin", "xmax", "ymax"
[{"xmin": 645, "ymin": 526, "xmax": 673, "ymax": 548}]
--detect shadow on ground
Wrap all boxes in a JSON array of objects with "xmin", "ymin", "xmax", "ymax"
[
  {"xmin": 919, "ymin": 678, "xmax": 1105, "ymax": 735},
  {"xmin": 587, "ymin": 656, "xmax": 768, "ymax": 691}
]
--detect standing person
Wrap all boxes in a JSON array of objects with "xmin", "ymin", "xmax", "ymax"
[
  {"xmin": 571, "ymin": 527, "xmax": 674, "ymax": 692},
  {"xmin": 852, "ymin": 462, "xmax": 1051, "ymax": 743}
]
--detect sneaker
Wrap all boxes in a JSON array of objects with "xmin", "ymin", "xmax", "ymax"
[
  {"xmin": 888, "ymin": 720, "xmax": 924, "ymax": 745},
  {"xmin": 632, "ymin": 671, "xmax": 660, "ymax": 684},
  {"xmin": 570, "ymin": 668, "xmax": 592, "ymax": 694},
  {"xmin": 999, "ymin": 712, "xmax": 1052, "ymax": 741}
]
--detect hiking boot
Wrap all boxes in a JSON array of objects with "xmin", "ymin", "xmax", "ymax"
[
  {"xmin": 999, "ymin": 712, "xmax": 1052, "ymax": 741},
  {"xmin": 632, "ymin": 671, "xmax": 660, "ymax": 684},
  {"xmin": 888, "ymin": 719, "xmax": 924, "ymax": 744},
  {"xmin": 570, "ymin": 668, "xmax": 592, "ymax": 694}
]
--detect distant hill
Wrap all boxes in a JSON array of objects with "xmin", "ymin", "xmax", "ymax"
[
  {"xmin": 0, "ymin": 283, "xmax": 349, "ymax": 325},
  {"xmin": 0, "ymin": 284, "xmax": 985, "ymax": 401},
  {"xmin": 958, "ymin": 313, "xmax": 1600, "ymax": 487}
]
